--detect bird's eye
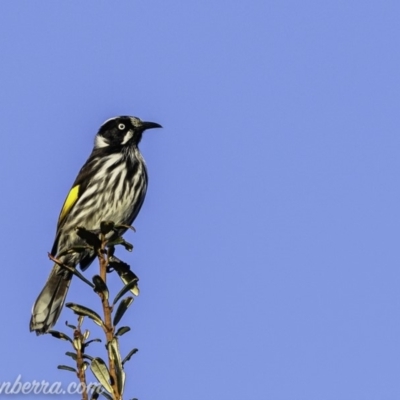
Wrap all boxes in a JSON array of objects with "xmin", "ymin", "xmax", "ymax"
[{"xmin": 118, "ymin": 123, "xmax": 125, "ymax": 130}]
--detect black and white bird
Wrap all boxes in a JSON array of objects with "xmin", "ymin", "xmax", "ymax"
[{"xmin": 30, "ymin": 116, "xmax": 161, "ymax": 334}]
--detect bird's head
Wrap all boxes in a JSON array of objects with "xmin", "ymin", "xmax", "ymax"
[{"xmin": 95, "ymin": 116, "xmax": 162, "ymax": 149}]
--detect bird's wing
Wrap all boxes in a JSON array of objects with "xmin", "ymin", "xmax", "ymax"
[
  {"xmin": 51, "ymin": 155, "xmax": 97, "ymax": 256},
  {"xmin": 56, "ymin": 152, "xmax": 98, "ymax": 231},
  {"xmin": 51, "ymin": 183, "xmax": 82, "ymax": 257},
  {"xmin": 57, "ymin": 184, "xmax": 80, "ymax": 228}
]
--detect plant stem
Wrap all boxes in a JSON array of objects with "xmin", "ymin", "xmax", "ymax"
[
  {"xmin": 98, "ymin": 235, "xmax": 120, "ymax": 400},
  {"xmin": 75, "ymin": 319, "xmax": 88, "ymax": 400}
]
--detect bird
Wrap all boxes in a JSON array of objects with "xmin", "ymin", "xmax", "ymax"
[{"xmin": 30, "ymin": 115, "xmax": 162, "ymax": 334}]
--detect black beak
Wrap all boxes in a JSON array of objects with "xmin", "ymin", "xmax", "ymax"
[{"xmin": 141, "ymin": 121, "xmax": 162, "ymax": 131}]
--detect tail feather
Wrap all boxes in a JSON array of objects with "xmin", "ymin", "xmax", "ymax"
[{"xmin": 30, "ymin": 264, "xmax": 72, "ymax": 335}]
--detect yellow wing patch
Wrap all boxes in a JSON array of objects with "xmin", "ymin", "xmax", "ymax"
[{"xmin": 58, "ymin": 185, "xmax": 80, "ymax": 226}]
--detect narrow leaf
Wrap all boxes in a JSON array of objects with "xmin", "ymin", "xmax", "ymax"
[
  {"xmin": 90, "ymin": 358, "xmax": 113, "ymax": 395},
  {"xmin": 108, "ymin": 338, "xmax": 125, "ymax": 396},
  {"xmin": 90, "ymin": 386, "xmax": 100, "ymax": 400},
  {"xmin": 66, "ymin": 303, "xmax": 104, "ymax": 327},
  {"xmin": 65, "ymin": 321, "xmax": 76, "ymax": 330},
  {"xmin": 121, "ymin": 239, "xmax": 133, "ymax": 252},
  {"xmin": 113, "ymin": 279, "xmax": 138, "ymax": 305},
  {"xmin": 115, "ymin": 326, "xmax": 131, "ymax": 337},
  {"xmin": 92, "ymin": 275, "xmax": 109, "ymax": 300},
  {"xmin": 90, "ymin": 385, "xmax": 104, "ymax": 400},
  {"xmin": 108, "ymin": 256, "xmax": 130, "ymax": 273},
  {"xmin": 47, "ymin": 330, "xmax": 72, "ymax": 342},
  {"xmin": 107, "ymin": 237, "xmax": 133, "ymax": 252},
  {"xmin": 85, "ymin": 338, "xmax": 102, "ymax": 347},
  {"xmin": 65, "ymin": 351, "xmax": 77, "ymax": 360},
  {"xmin": 57, "ymin": 365, "xmax": 77, "ymax": 373},
  {"xmin": 107, "ymin": 237, "xmax": 124, "ymax": 247},
  {"xmin": 122, "ymin": 348, "xmax": 138, "ymax": 365},
  {"xmin": 115, "ymin": 223, "xmax": 136, "ymax": 232},
  {"xmin": 113, "ymin": 297, "xmax": 134, "ymax": 326},
  {"xmin": 120, "ymin": 270, "xmax": 140, "ymax": 296},
  {"xmin": 109, "ymin": 258, "xmax": 140, "ymax": 296},
  {"xmin": 73, "ymin": 338, "xmax": 82, "ymax": 351}
]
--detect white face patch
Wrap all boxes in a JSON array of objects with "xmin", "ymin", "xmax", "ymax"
[
  {"xmin": 95, "ymin": 135, "xmax": 109, "ymax": 148},
  {"xmin": 130, "ymin": 117, "xmax": 142, "ymax": 127},
  {"xmin": 121, "ymin": 130, "xmax": 134, "ymax": 145}
]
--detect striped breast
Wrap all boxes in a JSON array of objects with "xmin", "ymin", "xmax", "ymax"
[{"xmin": 56, "ymin": 148, "xmax": 148, "ymax": 255}]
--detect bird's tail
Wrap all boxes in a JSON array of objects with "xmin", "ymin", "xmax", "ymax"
[{"xmin": 30, "ymin": 263, "xmax": 72, "ymax": 335}]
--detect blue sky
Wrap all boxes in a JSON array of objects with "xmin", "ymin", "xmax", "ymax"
[{"xmin": 1, "ymin": 1, "xmax": 400, "ymax": 399}]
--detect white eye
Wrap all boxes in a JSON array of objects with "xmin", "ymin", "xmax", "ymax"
[{"xmin": 118, "ymin": 123, "xmax": 125, "ymax": 130}]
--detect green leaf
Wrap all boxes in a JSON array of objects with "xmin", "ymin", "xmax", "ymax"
[
  {"xmin": 83, "ymin": 354, "xmax": 94, "ymax": 361},
  {"xmin": 113, "ymin": 279, "xmax": 138, "ymax": 305},
  {"xmin": 121, "ymin": 239, "xmax": 133, "ymax": 252},
  {"xmin": 106, "ymin": 237, "xmax": 123, "ymax": 247},
  {"xmin": 57, "ymin": 365, "xmax": 77, "ymax": 373},
  {"xmin": 108, "ymin": 257, "xmax": 130, "ymax": 272},
  {"xmin": 115, "ymin": 223, "xmax": 136, "ymax": 232},
  {"xmin": 122, "ymin": 348, "xmax": 138, "ymax": 365},
  {"xmin": 107, "ymin": 237, "xmax": 133, "ymax": 252},
  {"xmin": 113, "ymin": 297, "xmax": 134, "ymax": 326},
  {"xmin": 85, "ymin": 338, "xmax": 102, "ymax": 348},
  {"xmin": 90, "ymin": 385, "xmax": 103, "ymax": 400},
  {"xmin": 66, "ymin": 303, "xmax": 104, "ymax": 327},
  {"xmin": 76, "ymin": 227, "xmax": 101, "ymax": 248},
  {"xmin": 73, "ymin": 338, "xmax": 82, "ymax": 351},
  {"xmin": 66, "ymin": 351, "xmax": 93, "ymax": 361},
  {"xmin": 115, "ymin": 326, "xmax": 131, "ymax": 337},
  {"xmin": 92, "ymin": 275, "xmax": 109, "ymax": 300},
  {"xmin": 121, "ymin": 271, "xmax": 140, "ymax": 296},
  {"xmin": 90, "ymin": 358, "xmax": 113, "ymax": 395},
  {"xmin": 47, "ymin": 330, "xmax": 72, "ymax": 343},
  {"xmin": 65, "ymin": 351, "xmax": 77, "ymax": 360},
  {"xmin": 65, "ymin": 321, "xmax": 76, "ymax": 330},
  {"xmin": 108, "ymin": 338, "xmax": 125, "ymax": 396},
  {"xmin": 100, "ymin": 221, "xmax": 115, "ymax": 235},
  {"xmin": 109, "ymin": 258, "xmax": 140, "ymax": 296}
]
